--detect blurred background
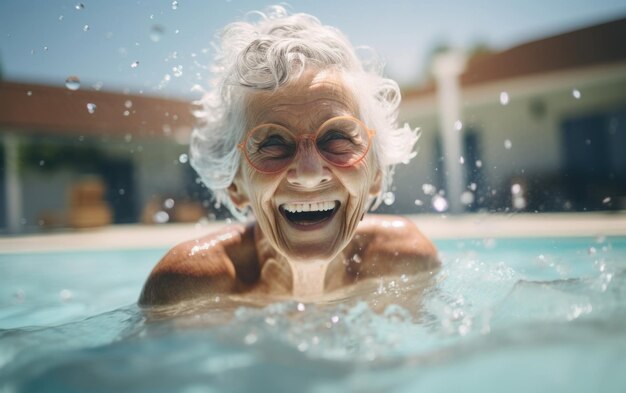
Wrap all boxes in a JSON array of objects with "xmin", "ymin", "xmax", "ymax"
[{"xmin": 1, "ymin": 0, "xmax": 625, "ymax": 234}]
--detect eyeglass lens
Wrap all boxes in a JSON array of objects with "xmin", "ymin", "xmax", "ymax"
[{"xmin": 244, "ymin": 117, "xmax": 370, "ymax": 173}]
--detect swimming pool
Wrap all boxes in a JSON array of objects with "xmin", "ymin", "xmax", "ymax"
[{"xmin": 1, "ymin": 235, "xmax": 625, "ymax": 392}]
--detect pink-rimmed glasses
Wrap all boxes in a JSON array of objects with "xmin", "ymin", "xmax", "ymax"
[{"xmin": 238, "ymin": 115, "xmax": 375, "ymax": 174}]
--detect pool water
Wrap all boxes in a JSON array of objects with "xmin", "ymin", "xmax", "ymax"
[{"xmin": 1, "ymin": 236, "xmax": 625, "ymax": 392}]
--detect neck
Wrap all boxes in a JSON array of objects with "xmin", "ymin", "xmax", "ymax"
[
  {"xmin": 288, "ymin": 258, "xmax": 330, "ymax": 299},
  {"xmin": 253, "ymin": 224, "xmax": 347, "ymax": 299}
]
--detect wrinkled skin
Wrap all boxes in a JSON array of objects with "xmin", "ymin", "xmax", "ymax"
[
  {"xmin": 229, "ymin": 69, "xmax": 380, "ymax": 264},
  {"xmin": 139, "ymin": 70, "xmax": 439, "ymax": 306}
]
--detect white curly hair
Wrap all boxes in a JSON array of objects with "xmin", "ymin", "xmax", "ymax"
[{"xmin": 190, "ymin": 5, "xmax": 419, "ymax": 220}]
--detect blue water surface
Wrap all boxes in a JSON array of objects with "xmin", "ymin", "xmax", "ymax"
[{"xmin": 1, "ymin": 236, "xmax": 625, "ymax": 393}]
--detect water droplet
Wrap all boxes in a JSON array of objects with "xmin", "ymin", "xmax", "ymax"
[
  {"xmin": 83, "ymin": 25, "xmax": 90, "ymax": 32},
  {"xmin": 499, "ymin": 91, "xmax": 509, "ymax": 105},
  {"xmin": 297, "ymin": 302, "xmax": 306, "ymax": 312},
  {"xmin": 123, "ymin": 110, "xmax": 130, "ymax": 116},
  {"xmin": 65, "ymin": 75, "xmax": 80, "ymax": 90},
  {"xmin": 475, "ymin": 160, "xmax": 482, "ymax": 168},
  {"xmin": 118, "ymin": 188, "xmax": 125, "ymax": 195},
  {"xmin": 454, "ymin": 120, "xmax": 463, "ymax": 131},
  {"xmin": 130, "ymin": 61, "xmax": 139, "ymax": 69},
  {"xmin": 511, "ymin": 183, "xmax": 522, "ymax": 195},
  {"xmin": 513, "ymin": 196, "xmax": 526, "ymax": 209},
  {"xmin": 172, "ymin": 65, "xmax": 183, "ymax": 77},
  {"xmin": 43, "ymin": 46, "xmax": 48, "ymax": 51},
  {"xmin": 86, "ymin": 103, "xmax": 97, "ymax": 114},
  {"xmin": 504, "ymin": 139, "xmax": 512, "ymax": 149},
  {"xmin": 469, "ymin": 182, "xmax": 477, "ymax": 191},
  {"xmin": 75, "ymin": 3, "xmax": 84, "ymax": 10},
  {"xmin": 244, "ymin": 333, "xmax": 257, "ymax": 345},
  {"xmin": 572, "ymin": 89, "xmax": 581, "ymax": 99},
  {"xmin": 164, "ymin": 198, "xmax": 175, "ymax": 209},
  {"xmin": 459, "ymin": 156, "xmax": 465, "ymax": 164},
  {"xmin": 26, "ymin": 91, "xmax": 33, "ymax": 96},
  {"xmin": 460, "ymin": 191, "xmax": 474, "ymax": 205},
  {"xmin": 414, "ymin": 199, "xmax": 423, "ymax": 206},
  {"xmin": 171, "ymin": 1, "xmax": 179, "ymax": 10},
  {"xmin": 124, "ymin": 134, "xmax": 132, "ymax": 142},
  {"xmin": 602, "ymin": 197, "xmax": 611, "ymax": 204},
  {"xmin": 59, "ymin": 15, "xmax": 64, "ymax": 21},
  {"xmin": 351, "ymin": 254, "xmax": 362, "ymax": 264},
  {"xmin": 382, "ymin": 192, "xmax": 395, "ymax": 205},
  {"xmin": 59, "ymin": 289, "xmax": 73, "ymax": 301},
  {"xmin": 422, "ymin": 183, "xmax": 436, "ymax": 195},
  {"xmin": 14, "ymin": 289, "xmax": 25, "ymax": 301},
  {"xmin": 432, "ymin": 195, "xmax": 449, "ymax": 212},
  {"xmin": 124, "ymin": 100, "xmax": 133, "ymax": 108},
  {"xmin": 331, "ymin": 315, "xmax": 339, "ymax": 324},
  {"xmin": 39, "ymin": 160, "xmax": 45, "ymax": 166},
  {"xmin": 178, "ymin": 153, "xmax": 188, "ymax": 163},
  {"xmin": 150, "ymin": 25, "xmax": 165, "ymax": 42},
  {"xmin": 588, "ymin": 247, "xmax": 597, "ymax": 255},
  {"xmin": 297, "ymin": 342, "xmax": 309, "ymax": 352},
  {"xmin": 153, "ymin": 211, "xmax": 169, "ymax": 224}
]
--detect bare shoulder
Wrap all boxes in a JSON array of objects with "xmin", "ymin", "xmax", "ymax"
[
  {"xmin": 350, "ymin": 214, "xmax": 440, "ymax": 277},
  {"xmin": 138, "ymin": 223, "xmax": 259, "ymax": 306}
]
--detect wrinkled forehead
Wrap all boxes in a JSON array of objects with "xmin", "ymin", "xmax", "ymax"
[{"xmin": 244, "ymin": 69, "xmax": 359, "ymax": 127}]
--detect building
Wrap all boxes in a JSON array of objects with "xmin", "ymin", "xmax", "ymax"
[
  {"xmin": 390, "ymin": 17, "xmax": 626, "ymax": 214},
  {"xmin": 0, "ymin": 82, "xmax": 206, "ymax": 233}
]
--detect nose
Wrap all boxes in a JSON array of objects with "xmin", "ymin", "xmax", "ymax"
[{"xmin": 286, "ymin": 140, "xmax": 331, "ymax": 188}]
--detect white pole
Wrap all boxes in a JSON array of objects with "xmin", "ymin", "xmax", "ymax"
[
  {"xmin": 433, "ymin": 50, "xmax": 467, "ymax": 214},
  {"xmin": 4, "ymin": 133, "xmax": 23, "ymax": 233}
]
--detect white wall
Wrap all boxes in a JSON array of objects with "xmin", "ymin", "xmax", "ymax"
[{"xmin": 394, "ymin": 65, "xmax": 626, "ymax": 214}]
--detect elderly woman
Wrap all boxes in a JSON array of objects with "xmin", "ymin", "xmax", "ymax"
[{"xmin": 139, "ymin": 7, "xmax": 438, "ymax": 306}]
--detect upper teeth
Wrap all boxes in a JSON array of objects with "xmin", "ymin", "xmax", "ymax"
[{"xmin": 283, "ymin": 201, "xmax": 336, "ymax": 213}]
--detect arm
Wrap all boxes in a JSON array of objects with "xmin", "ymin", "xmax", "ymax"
[
  {"xmin": 138, "ymin": 223, "xmax": 259, "ymax": 306},
  {"xmin": 350, "ymin": 214, "xmax": 439, "ymax": 278}
]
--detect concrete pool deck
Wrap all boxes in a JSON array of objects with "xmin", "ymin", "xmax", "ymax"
[{"xmin": 1, "ymin": 212, "xmax": 625, "ymax": 253}]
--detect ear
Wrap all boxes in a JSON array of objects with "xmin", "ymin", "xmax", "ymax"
[
  {"xmin": 369, "ymin": 168, "xmax": 382, "ymax": 197},
  {"xmin": 227, "ymin": 172, "xmax": 250, "ymax": 209}
]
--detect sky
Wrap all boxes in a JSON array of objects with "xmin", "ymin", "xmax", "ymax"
[{"xmin": 1, "ymin": 0, "xmax": 625, "ymax": 100}]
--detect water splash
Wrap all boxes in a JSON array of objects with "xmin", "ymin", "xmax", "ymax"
[
  {"xmin": 460, "ymin": 191, "xmax": 474, "ymax": 205},
  {"xmin": 153, "ymin": 211, "xmax": 169, "ymax": 223},
  {"xmin": 163, "ymin": 198, "xmax": 175, "ymax": 209},
  {"xmin": 382, "ymin": 192, "xmax": 395, "ymax": 206},
  {"xmin": 172, "ymin": 65, "xmax": 183, "ymax": 77},
  {"xmin": 150, "ymin": 25, "xmax": 165, "ymax": 42},
  {"xmin": 422, "ymin": 183, "xmax": 436, "ymax": 196},
  {"xmin": 432, "ymin": 194, "xmax": 448, "ymax": 212},
  {"xmin": 499, "ymin": 91, "xmax": 509, "ymax": 105},
  {"xmin": 65, "ymin": 76, "xmax": 80, "ymax": 91}
]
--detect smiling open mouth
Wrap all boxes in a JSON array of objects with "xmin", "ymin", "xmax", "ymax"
[{"xmin": 280, "ymin": 201, "xmax": 339, "ymax": 226}]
